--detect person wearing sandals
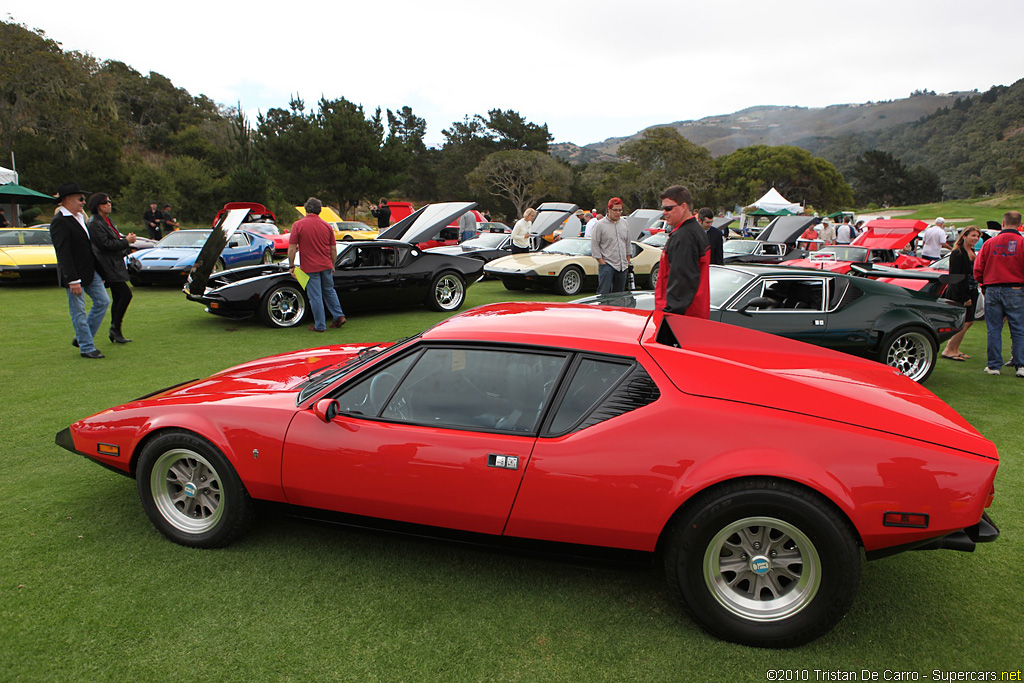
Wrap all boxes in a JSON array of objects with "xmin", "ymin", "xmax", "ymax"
[
  {"xmin": 87, "ymin": 193, "xmax": 137, "ymax": 344},
  {"xmin": 941, "ymin": 226, "xmax": 981, "ymax": 361}
]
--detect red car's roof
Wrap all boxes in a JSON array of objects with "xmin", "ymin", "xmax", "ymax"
[{"xmin": 852, "ymin": 219, "xmax": 927, "ymax": 250}]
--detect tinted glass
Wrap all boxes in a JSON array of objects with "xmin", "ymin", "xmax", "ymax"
[
  {"xmin": 548, "ymin": 358, "xmax": 632, "ymax": 433},
  {"xmin": 709, "ymin": 267, "xmax": 755, "ymax": 309},
  {"xmin": 159, "ymin": 231, "xmax": 211, "ymax": 248},
  {"xmin": 382, "ymin": 348, "xmax": 566, "ymax": 432}
]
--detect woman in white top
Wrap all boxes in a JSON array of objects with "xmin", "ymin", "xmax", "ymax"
[{"xmin": 511, "ymin": 208, "xmax": 537, "ymax": 253}]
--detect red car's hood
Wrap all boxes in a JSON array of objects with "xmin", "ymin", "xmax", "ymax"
[
  {"xmin": 852, "ymin": 219, "xmax": 927, "ymax": 250},
  {"xmin": 645, "ymin": 315, "xmax": 995, "ymax": 458},
  {"xmin": 147, "ymin": 344, "xmax": 379, "ymax": 399}
]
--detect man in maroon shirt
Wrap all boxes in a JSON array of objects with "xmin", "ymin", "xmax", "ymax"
[
  {"xmin": 288, "ymin": 197, "xmax": 346, "ymax": 332},
  {"xmin": 654, "ymin": 185, "xmax": 710, "ymax": 318},
  {"xmin": 974, "ymin": 210, "xmax": 1024, "ymax": 376}
]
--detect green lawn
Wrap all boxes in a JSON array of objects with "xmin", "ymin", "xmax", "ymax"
[
  {"xmin": 862, "ymin": 192, "xmax": 1024, "ymax": 226},
  {"xmin": 1, "ymin": 280, "xmax": 1021, "ymax": 681}
]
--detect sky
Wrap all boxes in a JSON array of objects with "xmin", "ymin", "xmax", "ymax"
[{"xmin": 8, "ymin": 1, "xmax": 1024, "ymax": 148}]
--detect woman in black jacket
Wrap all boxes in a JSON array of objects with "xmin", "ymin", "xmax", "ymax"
[
  {"xmin": 941, "ymin": 226, "xmax": 981, "ymax": 360},
  {"xmin": 87, "ymin": 193, "xmax": 137, "ymax": 343}
]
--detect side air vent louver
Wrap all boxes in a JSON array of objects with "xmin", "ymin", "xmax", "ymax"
[{"xmin": 571, "ymin": 366, "xmax": 660, "ymax": 432}]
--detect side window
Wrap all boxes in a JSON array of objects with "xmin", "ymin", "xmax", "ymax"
[
  {"xmin": 548, "ymin": 358, "xmax": 633, "ymax": 434},
  {"xmin": 333, "ymin": 354, "xmax": 418, "ymax": 417},
  {"xmin": 341, "ymin": 348, "xmax": 566, "ymax": 432}
]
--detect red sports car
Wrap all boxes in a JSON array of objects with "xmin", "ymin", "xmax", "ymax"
[
  {"xmin": 786, "ymin": 219, "xmax": 933, "ymax": 273},
  {"xmin": 56, "ymin": 304, "xmax": 999, "ymax": 648}
]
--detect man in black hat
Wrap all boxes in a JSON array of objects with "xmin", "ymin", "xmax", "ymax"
[{"xmin": 50, "ymin": 182, "xmax": 109, "ymax": 359}]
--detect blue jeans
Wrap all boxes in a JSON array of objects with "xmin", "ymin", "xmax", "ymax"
[
  {"xmin": 597, "ymin": 263, "xmax": 628, "ymax": 295},
  {"xmin": 983, "ymin": 286, "xmax": 1024, "ymax": 370},
  {"xmin": 68, "ymin": 273, "xmax": 110, "ymax": 353},
  {"xmin": 306, "ymin": 269, "xmax": 344, "ymax": 331}
]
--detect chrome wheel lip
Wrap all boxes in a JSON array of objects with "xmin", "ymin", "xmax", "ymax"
[
  {"xmin": 703, "ymin": 515, "xmax": 821, "ymax": 622},
  {"xmin": 885, "ymin": 331, "xmax": 933, "ymax": 381},
  {"xmin": 269, "ymin": 287, "xmax": 305, "ymax": 326},
  {"xmin": 150, "ymin": 448, "xmax": 224, "ymax": 535},
  {"xmin": 562, "ymin": 268, "xmax": 582, "ymax": 294},
  {"xmin": 434, "ymin": 274, "xmax": 465, "ymax": 310}
]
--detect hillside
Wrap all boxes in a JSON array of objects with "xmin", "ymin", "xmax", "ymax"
[{"xmin": 551, "ymin": 92, "xmax": 969, "ymax": 163}]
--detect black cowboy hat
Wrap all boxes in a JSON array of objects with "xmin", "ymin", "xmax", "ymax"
[{"xmin": 55, "ymin": 182, "xmax": 88, "ymax": 200}]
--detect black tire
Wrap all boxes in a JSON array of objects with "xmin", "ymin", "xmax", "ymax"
[
  {"xmin": 878, "ymin": 326, "xmax": 937, "ymax": 382},
  {"xmin": 257, "ymin": 282, "xmax": 307, "ymax": 328},
  {"xmin": 664, "ymin": 478, "xmax": 861, "ymax": 648},
  {"xmin": 136, "ymin": 430, "xmax": 254, "ymax": 548},
  {"xmin": 502, "ymin": 279, "xmax": 526, "ymax": 291},
  {"xmin": 426, "ymin": 271, "xmax": 466, "ymax": 311},
  {"xmin": 342, "ymin": 235, "xmax": 353, "ymax": 242},
  {"xmin": 261, "ymin": 249, "xmax": 274, "ymax": 264},
  {"xmin": 212, "ymin": 259, "xmax": 225, "ymax": 273},
  {"xmin": 554, "ymin": 265, "xmax": 584, "ymax": 295},
  {"xmin": 647, "ymin": 263, "xmax": 660, "ymax": 290}
]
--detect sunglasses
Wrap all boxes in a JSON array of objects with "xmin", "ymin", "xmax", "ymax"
[{"xmin": 661, "ymin": 204, "xmax": 680, "ymax": 212}]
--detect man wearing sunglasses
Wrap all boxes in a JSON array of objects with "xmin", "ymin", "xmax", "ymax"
[{"xmin": 653, "ymin": 185, "xmax": 710, "ymax": 318}]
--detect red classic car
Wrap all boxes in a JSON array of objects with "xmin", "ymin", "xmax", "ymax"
[
  {"xmin": 786, "ymin": 219, "xmax": 933, "ymax": 273},
  {"xmin": 56, "ymin": 304, "xmax": 999, "ymax": 648}
]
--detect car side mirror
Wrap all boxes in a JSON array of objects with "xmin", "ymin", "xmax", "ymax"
[
  {"xmin": 738, "ymin": 296, "xmax": 776, "ymax": 315},
  {"xmin": 313, "ymin": 398, "xmax": 340, "ymax": 423}
]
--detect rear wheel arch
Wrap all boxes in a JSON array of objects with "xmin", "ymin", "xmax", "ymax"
[{"xmin": 655, "ymin": 476, "xmax": 863, "ymax": 558}]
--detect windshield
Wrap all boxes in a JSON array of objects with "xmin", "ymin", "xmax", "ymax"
[
  {"xmin": 0, "ymin": 229, "xmax": 52, "ymax": 246},
  {"xmin": 336, "ymin": 222, "xmax": 373, "ymax": 231},
  {"xmin": 462, "ymin": 233, "xmax": 506, "ymax": 249},
  {"xmin": 158, "ymin": 230, "xmax": 212, "ymax": 248},
  {"xmin": 642, "ymin": 232, "xmax": 667, "ymax": 248},
  {"xmin": 243, "ymin": 223, "xmax": 279, "ymax": 236},
  {"xmin": 541, "ymin": 238, "xmax": 592, "ymax": 257},
  {"xmin": 709, "ymin": 266, "xmax": 755, "ymax": 309},
  {"xmin": 818, "ymin": 246, "xmax": 868, "ymax": 262},
  {"xmin": 723, "ymin": 241, "xmax": 758, "ymax": 254}
]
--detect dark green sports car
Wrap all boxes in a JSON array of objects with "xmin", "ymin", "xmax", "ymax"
[{"xmin": 573, "ymin": 264, "xmax": 966, "ymax": 382}]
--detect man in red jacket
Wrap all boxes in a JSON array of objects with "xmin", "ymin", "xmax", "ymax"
[
  {"xmin": 974, "ymin": 210, "xmax": 1024, "ymax": 376},
  {"xmin": 654, "ymin": 185, "xmax": 710, "ymax": 318}
]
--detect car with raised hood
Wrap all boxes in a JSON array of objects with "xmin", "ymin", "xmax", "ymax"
[
  {"xmin": 212, "ymin": 201, "xmax": 276, "ymax": 227},
  {"xmin": 127, "ymin": 228, "xmax": 274, "ymax": 286},
  {"xmin": 55, "ymin": 303, "xmax": 999, "ymax": 648},
  {"xmin": 425, "ymin": 230, "xmax": 516, "ymax": 274},
  {"xmin": 184, "ymin": 203, "xmax": 485, "ymax": 327},
  {"xmin": 240, "ymin": 222, "xmax": 289, "ymax": 256},
  {"xmin": 573, "ymin": 262, "xmax": 967, "ymax": 382},
  {"xmin": 785, "ymin": 219, "xmax": 933, "ymax": 273},
  {"xmin": 0, "ymin": 226, "xmax": 58, "ymax": 282},
  {"xmin": 484, "ymin": 237, "xmax": 662, "ymax": 295}
]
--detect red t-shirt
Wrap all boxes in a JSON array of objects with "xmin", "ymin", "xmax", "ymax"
[{"xmin": 289, "ymin": 214, "xmax": 336, "ymax": 273}]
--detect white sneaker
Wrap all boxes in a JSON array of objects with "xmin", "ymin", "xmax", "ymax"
[
  {"xmin": 983, "ymin": 366, "xmax": 1001, "ymax": 376},
  {"xmin": 1017, "ymin": 367, "xmax": 1024, "ymax": 378}
]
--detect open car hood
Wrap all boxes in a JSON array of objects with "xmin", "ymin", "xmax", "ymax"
[
  {"xmin": 852, "ymin": 219, "xmax": 927, "ymax": 250},
  {"xmin": 185, "ymin": 209, "xmax": 247, "ymax": 296},
  {"xmin": 758, "ymin": 216, "xmax": 816, "ymax": 245},
  {"xmin": 530, "ymin": 202, "xmax": 580, "ymax": 238},
  {"xmin": 377, "ymin": 202, "xmax": 476, "ymax": 245},
  {"xmin": 625, "ymin": 209, "xmax": 664, "ymax": 241}
]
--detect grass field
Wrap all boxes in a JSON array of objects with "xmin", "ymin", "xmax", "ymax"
[
  {"xmin": 865, "ymin": 192, "xmax": 1024, "ymax": 226},
  {"xmin": 1, "ymin": 279, "xmax": 1021, "ymax": 682}
]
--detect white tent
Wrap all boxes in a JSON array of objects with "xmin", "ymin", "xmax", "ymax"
[
  {"xmin": 752, "ymin": 187, "xmax": 801, "ymax": 214},
  {"xmin": 0, "ymin": 166, "xmax": 17, "ymax": 184}
]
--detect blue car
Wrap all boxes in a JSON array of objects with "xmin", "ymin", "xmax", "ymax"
[{"xmin": 128, "ymin": 229, "xmax": 275, "ymax": 286}]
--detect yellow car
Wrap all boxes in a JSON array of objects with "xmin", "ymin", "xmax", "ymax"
[
  {"xmin": 294, "ymin": 205, "xmax": 378, "ymax": 242},
  {"xmin": 0, "ymin": 227, "xmax": 58, "ymax": 283}
]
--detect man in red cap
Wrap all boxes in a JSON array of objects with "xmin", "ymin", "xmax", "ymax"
[
  {"xmin": 654, "ymin": 185, "xmax": 710, "ymax": 318},
  {"xmin": 590, "ymin": 197, "xmax": 631, "ymax": 294}
]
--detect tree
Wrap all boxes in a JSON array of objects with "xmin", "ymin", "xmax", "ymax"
[
  {"xmin": 716, "ymin": 145, "xmax": 853, "ymax": 212},
  {"xmin": 617, "ymin": 127, "xmax": 717, "ymax": 208},
  {"xmin": 386, "ymin": 106, "xmax": 436, "ymax": 200},
  {"xmin": 467, "ymin": 151, "xmax": 571, "ymax": 216}
]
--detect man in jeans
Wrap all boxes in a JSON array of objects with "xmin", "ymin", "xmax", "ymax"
[
  {"xmin": 591, "ymin": 197, "xmax": 631, "ymax": 294},
  {"xmin": 974, "ymin": 210, "xmax": 1024, "ymax": 376},
  {"xmin": 288, "ymin": 197, "xmax": 346, "ymax": 332},
  {"xmin": 50, "ymin": 182, "xmax": 110, "ymax": 358}
]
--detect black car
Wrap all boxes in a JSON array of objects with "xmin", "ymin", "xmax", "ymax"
[
  {"xmin": 573, "ymin": 263, "xmax": 966, "ymax": 382},
  {"xmin": 425, "ymin": 231, "xmax": 515, "ymax": 272},
  {"xmin": 185, "ymin": 203, "xmax": 485, "ymax": 328}
]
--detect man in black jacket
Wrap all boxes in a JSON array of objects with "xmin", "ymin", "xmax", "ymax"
[
  {"xmin": 698, "ymin": 207, "xmax": 723, "ymax": 265},
  {"xmin": 50, "ymin": 182, "xmax": 109, "ymax": 359}
]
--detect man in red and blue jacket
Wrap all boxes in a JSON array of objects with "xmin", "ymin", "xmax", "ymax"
[{"xmin": 974, "ymin": 210, "xmax": 1024, "ymax": 375}]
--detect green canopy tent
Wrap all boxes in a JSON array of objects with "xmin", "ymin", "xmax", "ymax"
[{"xmin": 0, "ymin": 182, "xmax": 56, "ymax": 227}]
